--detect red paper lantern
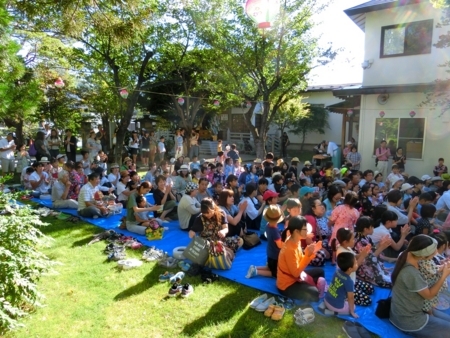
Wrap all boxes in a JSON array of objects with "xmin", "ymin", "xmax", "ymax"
[
  {"xmin": 347, "ymin": 109, "xmax": 353, "ymax": 117},
  {"xmin": 177, "ymin": 97, "xmax": 185, "ymax": 106},
  {"xmin": 379, "ymin": 111, "xmax": 385, "ymax": 118},
  {"xmin": 245, "ymin": 0, "xmax": 281, "ymax": 29},
  {"xmin": 409, "ymin": 110, "xmax": 416, "ymax": 118},
  {"xmin": 213, "ymin": 100, "xmax": 220, "ymax": 106},
  {"xmin": 54, "ymin": 77, "xmax": 65, "ymax": 88},
  {"xmin": 246, "ymin": 101, "xmax": 252, "ymax": 108},
  {"xmin": 119, "ymin": 89, "xmax": 129, "ymax": 99}
]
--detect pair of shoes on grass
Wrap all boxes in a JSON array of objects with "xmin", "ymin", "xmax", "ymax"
[
  {"xmin": 249, "ymin": 294, "xmax": 286, "ymax": 321},
  {"xmin": 142, "ymin": 247, "xmax": 166, "ymax": 262},
  {"xmin": 168, "ymin": 282, "xmax": 194, "ymax": 298},
  {"xmin": 159, "ymin": 271, "xmax": 185, "ymax": 284},
  {"xmin": 158, "ymin": 256, "xmax": 179, "ymax": 269},
  {"xmin": 294, "ymin": 307, "xmax": 315, "ymax": 326}
]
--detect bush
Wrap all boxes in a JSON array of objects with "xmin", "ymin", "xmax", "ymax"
[{"xmin": 0, "ymin": 184, "xmax": 53, "ymax": 333}]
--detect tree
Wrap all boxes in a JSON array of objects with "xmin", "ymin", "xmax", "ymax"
[
  {"xmin": 189, "ymin": 0, "xmax": 335, "ymax": 158},
  {"xmin": 273, "ymin": 99, "xmax": 309, "ymax": 136},
  {"xmin": 289, "ymin": 105, "xmax": 330, "ymax": 150}
]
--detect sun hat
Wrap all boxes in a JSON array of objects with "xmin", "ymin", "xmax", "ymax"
[
  {"xmin": 56, "ymin": 154, "xmax": 66, "ymax": 160},
  {"xmin": 254, "ymin": 158, "xmax": 262, "ymax": 164},
  {"xmin": 39, "ymin": 157, "xmax": 49, "ymax": 163},
  {"xmin": 110, "ymin": 163, "xmax": 120, "ymax": 169},
  {"xmin": 431, "ymin": 176, "xmax": 444, "ymax": 182},
  {"xmin": 391, "ymin": 176, "xmax": 405, "ymax": 186},
  {"xmin": 263, "ymin": 205, "xmax": 284, "ymax": 223},
  {"xmin": 304, "ymin": 161, "xmax": 312, "ymax": 166},
  {"xmin": 299, "ymin": 186, "xmax": 315, "ymax": 197},
  {"xmin": 346, "ymin": 141, "xmax": 353, "ymax": 145},
  {"xmin": 178, "ymin": 164, "xmax": 189, "ymax": 172},
  {"xmin": 421, "ymin": 174, "xmax": 432, "ymax": 181},
  {"xmin": 400, "ymin": 183, "xmax": 414, "ymax": 192},
  {"xmin": 263, "ymin": 190, "xmax": 279, "ymax": 201},
  {"xmin": 185, "ymin": 182, "xmax": 199, "ymax": 194},
  {"xmin": 123, "ymin": 157, "xmax": 132, "ymax": 163},
  {"xmin": 291, "ymin": 157, "xmax": 300, "ymax": 162}
]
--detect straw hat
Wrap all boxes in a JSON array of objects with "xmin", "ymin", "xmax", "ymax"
[{"xmin": 263, "ymin": 205, "xmax": 284, "ymax": 223}]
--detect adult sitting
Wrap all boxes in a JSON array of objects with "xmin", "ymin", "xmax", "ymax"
[
  {"xmin": 117, "ymin": 170, "xmax": 133, "ymax": 206},
  {"xmin": 77, "ymin": 172, "xmax": 110, "ymax": 218},
  {"xmin": 173, "ymin": 164, "xmax": 191, "ymax": 197},
  {"xmin": 125, "ymin": 182, "xmax": 161, "ymax": 235},
  {"xmin": 385, "ymin": 190, "xmax": 418, "ymax": 236},
  {"xmin": 189, "ymin": 198, "xmax": 242, "ymax": 254},
  {"xmin": 323, "ymin": 185, "xmax": 342, "ymax": 218},
  {"xmin": 241, "ymin": 183, "xmax": 266, "ymax": 230},
  {"xmin": 276, "ymin": 216, "xmax": 325, "ymax": 302},
  {"xmin": 304, "ymin": 197, "xmax": 331, "ymax": 259},
  {"xmin": 29, "ymin": 159, "xmax": 51, "ymax": 198},
  {"xmin": 390, "ymin": 235, "xmax": 450, "ymax": 336},
  {"xmin": 177, "ymin": 182, "xmax": 201, "ymax": 231},
  {"xmin": 195, "ymin": 177, "xmax": 211, "ymax": 202},
  {"xmin": 107, "ymin": 163, "xmax": 120, "ymax": 187},
  {"xmin": 64, "ymin": 160, "xmax": 82, "ymax": 200},
  {"xmin": 153, "ymin": 175, "xmax": 178, "ymax": 222},
  {"xmin": 51, "ymin": 170, "xmax": 78, "ymax": 209},
  {"xmin": 218, "ymin": 189, "xmax": 248, "ymax": 237}
]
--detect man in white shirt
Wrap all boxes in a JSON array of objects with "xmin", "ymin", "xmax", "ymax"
[
  {"xmin": 178, "ymin": 182, "xmax": 201, "ymax": 230},
  {"xmin": 436, "ymin": 190, "xmax": 450, "ymax": 212},
  {"xmin": 51, "ymin": 170, "xmax": 78, "ymax": 209},
  {"xmin": 0, "ymin": 133, "xmax": 16, "ymax": 175},
  {"xmin": 29, "ymin": 160, "xmax": 51, "ymax": 197},
  {"xmin": 157, "ymin": 136, "xmax": 166, "ymax": 162},
  {"xmin": 77, "ymin": 172, "xmax": 110, "ymax": 218}
]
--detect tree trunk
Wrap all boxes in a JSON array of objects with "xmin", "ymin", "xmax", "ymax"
[
  {"xmin": 113, "ymin": 96, "xmax": 137, "ymax": 164},
  {"xmin": 3, "ymin": 118, "xmax": 24, "ymax": 146},
  {"xmin": 254, "ymin": 137, "xmax": 265, "ymax": 159}
]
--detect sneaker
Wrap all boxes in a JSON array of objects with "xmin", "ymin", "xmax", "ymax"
[
  {"xmin": 250, "ymin": 293, "xmax": 268, "ymax": 309},
  {"xmin": 168, "ymin": 283, "xmax": 182, "ymax": 297},
  {"xmin": 108, "ymin": 250, "xmax": 126, "ymax": 261},
  {"xmin": 158, "ymin": 257, "xmax": 179, "ymax": 269},
  {"xmin": 159, "ymin": 271, "xmax": 175, "ymax": 282},
  {"xmin": 245, "ymin": 265, "xmax": 257, "ymax": 279},
  {"xmin": 181, "ymin": 283, "xmax": 194, "ymax": 298},
  {"xmin": 255, "ymin": 297, "xmax": 276, "ymax": 312},
  {"xmin": 178, "ymin": 260, "xmax": 191, "ymax": 272},
  {"xmin": 169, "ymin": 271, "xmax": 185, "ymax": 284},
  {"xmin": 317, "ymin": 277, "xmax": 327, "ymax": 298}
]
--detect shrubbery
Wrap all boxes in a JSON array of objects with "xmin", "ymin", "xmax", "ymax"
[{"xmin": 0, "ymin": 179, "xmax": 53, "ymax": 333}]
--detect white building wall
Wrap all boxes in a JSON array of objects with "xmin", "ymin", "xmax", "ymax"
[
  {"xmin": 358, "ymin": 92, "xmax": 450, "ymax": 177},
  {"xmin": 363, "ymin": 2, "xmax": 448, "ymax": 86}
]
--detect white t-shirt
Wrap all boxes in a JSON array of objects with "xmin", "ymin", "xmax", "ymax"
[
  {"xmin": 51, "ymin": 180, "xmax": 66, "ymax": 201},
  {"xmin": 369, "ymin": 224, "xmax": 391, "ymax": 246},
  {"xmin": 29, "ymin": 171, "xmax": 50, "ymax": 193},
  {"xmin": 0, "ymin": 139, "xmax": 15, "ymax": 159},
  {"xmin": 336, "ymin": 246, "xmax": 356, "ymax": 282},
  {"xmin": 158, "ymin": 141, "xmax": 166, "ymax": 153},
  {"xmin": 116, "ymin": 181, "xmax": 128, "ymax": 201}
]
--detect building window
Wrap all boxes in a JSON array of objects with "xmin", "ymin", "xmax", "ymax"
[
  {"xmin": 373, "ymin": 118, "xmax": 425, "ymax": 159},
  {"xmin": 380, "ymin": 20, "xmax": 433, "ymax": 58}
]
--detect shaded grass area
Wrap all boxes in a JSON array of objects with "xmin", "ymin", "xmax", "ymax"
[{"xmin": 6, "ymin": 217, "xmax": 349, "ymax": 338}]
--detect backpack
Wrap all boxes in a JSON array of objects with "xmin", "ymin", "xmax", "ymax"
[{"xmin": 28, "ymin": 141, "xmax": 37, "ymax": 157}]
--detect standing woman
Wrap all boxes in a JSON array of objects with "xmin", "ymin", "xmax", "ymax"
[
  {"xmin": 141, "ymin": 130, "xmax": 150, "ymax": 167},
  {"xmin": 47, "ymin": 129, "xmax": 61, "ymax": 159},
  {"xmin": 34, "ymin": 131, "xmax": 50, "ymax": 162},
  {"xmin": 189, "ymin": 129, "xmax": 199, "ymax": 159},
  {"xmin": 277, "ymin": 216, "xmax": 326, "ymax": 302},
  {"xmin": 346, "ymin": 146, "xmax": 362, "ymax": 171},
  {"xmin": 390, "ymin": 235, "xmax": 450, "ymax": 336},
  {"xmin": 148, "ymin": 131, "xmax": 157, "ymax": 165},
  {"xmin": 129, "ymin": 131, "xmax": 140, "ymax": 165},
  {"xmin": 392, "ymin": 147, "xmax": 406, "ymax": 173}
]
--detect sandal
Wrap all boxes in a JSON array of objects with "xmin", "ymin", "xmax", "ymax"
[
  {"xmin": 271, "ymin": 305, "xmax": 285, "ymax": 321},
  {"xmin": 264, "ymin": 304, "xmax": 277, "ymax": 317}
]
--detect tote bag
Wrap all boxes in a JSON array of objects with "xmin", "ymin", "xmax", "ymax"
[{"xmin": 184, "ymin": 236, "xmax": 209, "ymax": 266}]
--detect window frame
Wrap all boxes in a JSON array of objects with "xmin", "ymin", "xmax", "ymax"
[{"xmin": 380, "ymin": 19, "xmax": 433, "ymax": 58}]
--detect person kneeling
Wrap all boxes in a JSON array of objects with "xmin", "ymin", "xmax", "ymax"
[
  {"xmin": 323, "ymin": 252, "xmax": 359, "ymax": 318},
  {"xmin": 51, "ymin": 170, "xmax": 78, "ymax": 209}
]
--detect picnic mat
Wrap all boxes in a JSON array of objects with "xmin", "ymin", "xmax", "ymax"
[{"xmin": 30, "ymin": 195, "xmax": 411, "ymax": 338}]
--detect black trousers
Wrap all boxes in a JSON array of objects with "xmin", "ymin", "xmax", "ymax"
[{"xmin": 277, "ymin": 267, "xmax": 324, "ymax": 302}]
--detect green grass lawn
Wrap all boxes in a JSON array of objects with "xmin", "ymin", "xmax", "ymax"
[{"xmin": 4, "ymin": 216, "xmax": 351, "ymax": 338}]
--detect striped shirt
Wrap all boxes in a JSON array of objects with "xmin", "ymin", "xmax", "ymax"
[{"xmin": 78, "ymin": 182, "xmax": 99, "ymax": 210}]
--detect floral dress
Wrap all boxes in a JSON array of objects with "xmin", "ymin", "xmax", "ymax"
[
  {"xmin": 353, "ymin": 233, "xmax": 392, "ymax": 288},
  {"xmin": 198, "ymin": 214, "xmax": 241, "ymax": 253},
  {"xmin": 418, "ymin": 256, "xmax": 448, "ymax": 312},
  {"xmin": 329, "ymin": 205, "xmax": 360, "ymax": 241},
  {"xmin": 68, "ymin": 169, "xmax": 82, "ymax": 200}
]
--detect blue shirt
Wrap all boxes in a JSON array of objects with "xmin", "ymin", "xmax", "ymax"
[
  {"xmin": 266, "ymin": 225, "xmax": 281, "ymax": 260},
  {"xmin": 190, "ymin": 162, "xmax": 201, "ymax": 171},
  {"xmin": 325, "ymin": 269, "xmax": 354, "ymax": 309}
]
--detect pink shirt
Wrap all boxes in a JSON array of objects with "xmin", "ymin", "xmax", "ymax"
[
  {"xmin": 376, "ymin": 147, "xmax": 391, "ymax": 161},
  {"xmin": 329, "ymin": 205, "xmax": 360, "ymax": 240}
]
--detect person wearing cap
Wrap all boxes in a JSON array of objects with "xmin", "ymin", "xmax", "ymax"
[
  {"xmin": 390, "ymin": 235, "xmax": 450, "ymax": 336},
  {"xmin": 342, "ymin": 141, "xmax": 353, "ymax": 159},
  {"xmin": 0, "ymin": 132, "xmax": 16, "ymax": 175},
  {"xmin": 29, "ymin": 160, "xmax": 51, "ymax": 197},
  {"xmin": 247, "ymin": 204, "xmax": 284, "ymax": 279},
  {"xmin": 173, "ymin": 164, "xmax": 192, "ymax": 196},
  {"xmin": 51, "ymin": 170, "xmax": 78, "ymax": 209},
  {"xmin": 56, "ymin": 154, "xmax": 66, "ymax": 167},
  {"xmin": 117, "ymin": 170, "xmax": 132, "ymax": 206},
  {"xmin": 421, "ymin": 175, "xmax": 432, "ymax": 193},
  {"xmin": 429, "ymin": 176, "xmax": 444, "ymax": 193},
  {"xmin": 178, "ymin": 182, "xmax": 201, "ymax": 230},
  {"xmin": 107, "ymin": 164, "xmax": 120, "ymax": 187},
  {"xmin": 258, "ymin": 189, "xmax": 280, "ymax": 238},
  {"xmin": 299, "ymin": 186, "xmax": 315, "ymax": 215},
  {"xmin": 400, "ymin": 183, "xmax": 414, "ymax": 207}
]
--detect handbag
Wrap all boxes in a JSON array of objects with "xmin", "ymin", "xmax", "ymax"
[
  {"xmin": 205, "ymin": 240, "xmax": 235, "ymax": 270},
  {"xmin": 183, "ymin": 236, "xmax": 209, "ymax": 266},
  {"xmin": 242, "ymin": 231, "xmax": 261, "ymax": 250},
  {"xmin": 375, "ymin": 292, "xmax": 392, "ymax": 319}
]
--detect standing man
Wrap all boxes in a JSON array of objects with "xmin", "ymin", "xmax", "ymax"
[
  {"xmin": 157, "ymin": 136, "xmax": 166, "ymax": 162},
  {"xmin": 280, "ymin": 132, "xmax": 289, "ymax": 158},
  {"xmin": 375, "ymin": 140, "xmax": 391, "ymax": 179},
  {"xmin": 64, "ymin": 129, "xmax": 77, "ymax": 163},
  {"xmin": 189, "ymin": 129, "xmax": 199, "ymax": 159},
  {"xmin": 0, "ymin": 133, "xmax": 16, "ymax": 175}
]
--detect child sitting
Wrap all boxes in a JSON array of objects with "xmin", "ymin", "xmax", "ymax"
[
  {"xmin": 415, "ymin": 203, "xmax": 436, "ymax": 235},
  {"xmin": 211, "ymin": 182, "xmax": 223, "ymax": 203},
  {"xmin": 190, "ymin": 156, "xmax": 201, "ymax": 171},
  {"xmin": 246, "ymin": 204, "xmax": 284, "ymax": 279},
  {"xmin": 259, "ymin": 190, "xmax": 280, "ymax": 240},
  {"xmin": 23, "ymin": 167, "xmax": 35, "ymax": 190},
  {"xmin": 134, "ymin": 195, "xmax": 163, "ymax": 229},
  {"xmin": 323, "ymin": 252, "xmax": 359, "ymax": 318},
  {"xmin": 335, "ymin": 227, "xmax": 373, "ymax": 306}
]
